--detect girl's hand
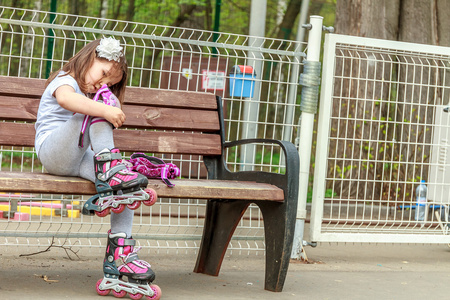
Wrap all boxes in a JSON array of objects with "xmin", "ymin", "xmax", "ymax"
[
  {"xmin": 104, "ymin": 106, "xmax": 126, "ymax": 128},
  {"xmin": 55, "ymin": 85, "xmax": 126, "ymax": 127}
]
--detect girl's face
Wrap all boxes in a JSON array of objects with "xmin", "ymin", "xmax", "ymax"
[{"xmin": 85, "ymin": 58, "xmax": 123, "ymax": 94}]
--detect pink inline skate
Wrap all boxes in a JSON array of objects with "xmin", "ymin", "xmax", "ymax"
[
  {"xmin": 96, "ymin": 231, "xmax": 161, "ymax": 299},
  {"xmin": 82, "ymin": 148, "xmax": 157, "ymax": 217}
]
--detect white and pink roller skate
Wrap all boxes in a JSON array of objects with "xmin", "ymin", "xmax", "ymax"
[
  {"xmin": 82, "ymin": 148, "xmax": 157, "ymax": 217},
  {"xmin": 96, "ymin": 231, "xmax": 161, "ymax": 299}
]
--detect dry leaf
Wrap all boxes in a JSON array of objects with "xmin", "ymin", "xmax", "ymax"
[{"xmin": 34, "ymin": 274, "xmax": 59, "ymax": 283}]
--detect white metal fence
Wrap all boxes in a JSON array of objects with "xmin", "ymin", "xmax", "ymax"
[
  {"xmin": 0, "ymin": 6, "xmax": 306, "ymax": 253},
  {"xmin": 310, "ymin": 34, "xmax": 450, "ymax": 244},
  {"xmin": 5, "ymin": 7, "xmax": 447, "ymax": 253}
]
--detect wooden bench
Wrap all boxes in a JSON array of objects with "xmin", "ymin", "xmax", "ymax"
[{"xmin": 0, "ymin": 75, "xmax": 299, "ymax": 292}]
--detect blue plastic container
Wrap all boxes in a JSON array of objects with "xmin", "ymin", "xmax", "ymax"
[{"xmin": 229, "ymin": 65, "xmax": 256, "ymax": 98}]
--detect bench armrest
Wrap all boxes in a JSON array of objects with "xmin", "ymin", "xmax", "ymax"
[{"xmin": 203, "ymin": 138, "xmax": 299, "ymax": 197}]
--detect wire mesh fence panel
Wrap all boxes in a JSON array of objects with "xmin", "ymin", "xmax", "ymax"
[
  {"xmin": 0, "ymin": 6, "xmax": 306, "ymax": 253},
  {"xmin": 311, "ymin": 34, "xmax": 450, "ymax": 244}
]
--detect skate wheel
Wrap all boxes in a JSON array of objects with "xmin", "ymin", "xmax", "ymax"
[
  {"xmin": 129, "ymin": 292, "xmax": 143, "ymax": 300},
  {"xmin": 128, "ymin": 201, "xmax": 141, "ymax": 210},
  {"xmin": 96, "ymin": 278, "xmax": 110, "ymax": 296},
  {"xmin": 112, "ymin": 289, "xmax": 127, "ymax": 298},
  {"xmin": 111, "ymin": 204, "xmax": 126, "ymax": 214},
  {"xmin": 146, "ymin": 284, "xmax": 162, "ymax": 300},
  {"xmin": 143, "ymin": 188, "xmax": 157, "ymax": 206},
  {"xmin": 95, "ymin": 208, "xmax": 110, "ymax": 218}
]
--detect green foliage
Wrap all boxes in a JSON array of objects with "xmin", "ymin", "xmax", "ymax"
[
  {"xmin": 255, "ymin": 150, "xmax": 280, "ymax": 166},
  {"xmin": 1, "ymin": 151, "xmax": 41, "ymax": 170},
  {"xmin": 226, "ymin": 145, "xmax": 284, "ymax": 173},
  {"xmin": 3, "ymin": 1, "xmax": 336, "ymax": 38},
  {"xmin": 307, "ymin": 185, "xmax": 335, "ymax": 203}
]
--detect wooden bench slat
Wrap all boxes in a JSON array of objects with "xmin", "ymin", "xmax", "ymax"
[
  {"xmin": 0, "ymin": 95, "xmax": 220, "ymax": 131},
  {"xmin": 0, "ymin": 95, "xmax": 39, "ymax": 120},
  {"xmin": 0, "ymin": 122, "xmax": 222, "ymax": 155},
  {"xmin": 0, "ymin": 76, "xmax": 44, "ymax": 98},
  {"xmin": 124, "ymin": 105, "xmax": 220, "ymax": 131},
  {"xmin": 114, "ymin": 128, "xmax": 222, "ymax": 155},
  {"xmin": 0, "ymin": 76, "xmax": 217, "ymax": 109},
  {"xmin": 0, "ymin": 172, "xmax": 284, "ymax": 201},
  {"xmin": 125, "ymin": 87, "xmax": 217, "ymax": 110}
]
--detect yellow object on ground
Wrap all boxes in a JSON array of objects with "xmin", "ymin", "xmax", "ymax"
[{"xmin": 0, "ymin": 202, "xmax": 80, "ymax": 218}]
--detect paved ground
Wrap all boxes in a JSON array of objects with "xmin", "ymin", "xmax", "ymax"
[{"xmin": 1, "ymin": 242, "xmax": 449, "ymax": 300}]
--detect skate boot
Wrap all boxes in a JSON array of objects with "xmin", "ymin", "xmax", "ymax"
[
  {"xmin": 96, "ymin": 232, "xmax": 161, "ymax": 299},
  {"xmin": 82, "ymin": 148, "xmax": 158, "ymax": 217}
]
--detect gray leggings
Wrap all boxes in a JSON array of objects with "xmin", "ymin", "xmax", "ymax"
[{"xmin": 38, "ymin": 113, "xmax": 134, "ymax": 237}]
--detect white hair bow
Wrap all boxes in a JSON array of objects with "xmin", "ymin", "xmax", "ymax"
[{"xmin": 96, "ymin": 37, "xmax": 124, "ymax": 62}]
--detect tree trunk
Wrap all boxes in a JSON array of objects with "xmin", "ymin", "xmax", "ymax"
[
  {"xmin": 335, "ymin": 0, "xmax": 400, "ymax": 40},
  {"xmin": 125, "ymin": 0, "xmax": 135, "ymax": 22},
  {"xmin": 98, "ymin": 0, "xmax": 108, "ymax": 25},
  {"xmin": 336, "ymin": 0, "xmax": 450, "ymax": 55},
  {"xmin": 113, "ymin": 0, "xmax": 123, "ymax": 21},
  {"xmin": 19, "ymin": 0, "xmax": 42, "ymax": 77},
  {"xmin": 436, "ymin": 0, "xmax": 450, "ymax": 46},
  {"xmin": 205, "ymin": 0, "xmax": 213, "ymax": 31},
  {"xmin": 331, "ymin": 0, "xmax": 450, "ymax": 202},
  {"xmin": 62, "ymin": 0, "xmax": 80, "ymax": 62},
  {"xmin": 275, "ymin": 0, "xmax": 302, "ymax": 40}
]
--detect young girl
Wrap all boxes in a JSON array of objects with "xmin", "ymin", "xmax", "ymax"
[{"xmin": 35, "ymin": 37, "xmax": 161, "ymax": 299}]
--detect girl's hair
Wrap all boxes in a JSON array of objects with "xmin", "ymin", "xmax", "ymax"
[{"xmin": 46, "ymin": 39, "xmax": 128, "ymax": 103}]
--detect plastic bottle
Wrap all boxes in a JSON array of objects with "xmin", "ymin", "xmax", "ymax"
[{"xmin": 415, "ymin": 180, "xmax": 427, "ymax": 223}]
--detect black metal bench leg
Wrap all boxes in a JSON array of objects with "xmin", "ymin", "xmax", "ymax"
[
  {"xmin": 194, "ymin": 199, "xmax": 250, "ymax": 276},
  {"xmin": 257, "ymin": 201, "xmax": 294, "ymax": 292}
]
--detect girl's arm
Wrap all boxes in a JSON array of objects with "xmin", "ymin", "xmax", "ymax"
[{"xmin": 55, "ymin": 85, "xmax": 126, "ymax": 128}]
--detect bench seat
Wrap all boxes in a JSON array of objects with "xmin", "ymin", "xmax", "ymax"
[{"xmin": 0, "ymin": 171, "xmax": 284, "ymax": 201}]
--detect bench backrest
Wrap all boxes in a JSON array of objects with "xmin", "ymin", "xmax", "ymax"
[{"xmin": 0, "ymin": 76, "xmax": 224, "ymax": 156}]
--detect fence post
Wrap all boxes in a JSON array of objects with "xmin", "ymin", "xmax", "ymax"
[
  {"xmin": 282, "ymin": 0, "xmax": 310, "ymax": 143},
  {"xmin": 240, "ymin": 0, "xmax": 267, "ymax": 171},
  {"xmin": 291, "ymin": 15, "xmax": 323, "ymax": 260},
  {"xmin": 45, "ymin": 0, "xmax": 57, "ymax": 78}
]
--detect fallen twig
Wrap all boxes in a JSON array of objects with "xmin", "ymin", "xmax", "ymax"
[{"xmin": 19, "ymin": 236, "xmax": 80, "ymax": 260}]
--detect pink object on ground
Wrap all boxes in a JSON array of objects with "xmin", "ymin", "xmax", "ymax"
[
  {"xmin": 13, "ymin": 212, "xmax": 30, "ymax": 221},
  {"xmin": 0, "ymin": 209, "xmax": 30, "ymax": 221},
  {"xmin": 0, "ymin": 202, "xmax": 75, "ymax": 209}
]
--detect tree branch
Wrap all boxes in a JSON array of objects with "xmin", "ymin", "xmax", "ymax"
[{"xmin": 19, "ymin": 236, "xmax": 80, "ymax": 260}]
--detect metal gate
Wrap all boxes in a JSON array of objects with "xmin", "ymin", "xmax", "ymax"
[{"xmin": 310, "ymin": 34, "xmax": 450, "ymax": 243}]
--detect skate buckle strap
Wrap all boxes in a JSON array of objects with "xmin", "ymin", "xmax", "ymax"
[
  {"xmin": 126, "ymin": 153, "xmax": 180, "ymax": 187},
  {"xmin": 96, "ymin": 152, "xmax": 123, "ymax": 162},
  {"xmin": 124, "ymin": 252, "xmax": 140, "ymax": 264},
  {"xmin": 98, "ymin": 164, "xmax": 128, "ymax": 181},
  {"xmin": 115, "ymin": 247, "xmax": 141, "ymax": 266},
  {"xmin": 122, "ymin": 238, "xmax": 136, "ymax": 246},
  {"xmin": 78, "ymin": 84, "xmax": 119, "ymax": 148}
]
